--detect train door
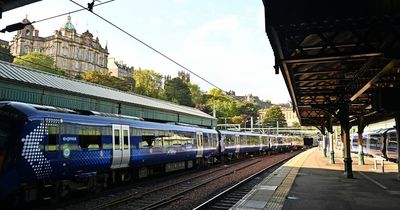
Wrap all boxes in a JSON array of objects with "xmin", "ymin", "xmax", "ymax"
[
  {"xmin": 111, "ymin": 124, "xmax": 131, "ymax": 169},
  {"xmin": 196, "ymin": 132, "xmax": 203, "ymax": 157},
  {"xmin": 235, "ymin": 135, "xmax": 240, "ymax": 153}
]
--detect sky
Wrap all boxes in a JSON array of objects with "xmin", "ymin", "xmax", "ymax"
[{"xmin": 0, "ymin": 0, "xmax": 291, "ymax": 104}]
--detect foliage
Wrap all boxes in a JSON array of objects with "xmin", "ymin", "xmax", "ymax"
[
  {"xmin": 187, "ymin": 82, "xmax": 203, "ymax": 106},
  {"xmin": 205, "ymin": 88, "xmax": 240, "ymax": 122},
  {"xmin": 262, "ymin": 105, "xmax": 287, "ymax": 127},
  {"xmin": 231, "ymin": 115, "xmax": 243, "ymax": 124},
  {"xmin": 165, "ymin": 77, "xmax": 193, "ymax": 107},
  {"xmin": 292, "ymin": 121, "xmax": 301, "ymax": 128},
  {"xmin": 133, "ymin": 68, "xmax": 165, "ymax": 99},
  {"xmin": 13, "ymin": 52, "xmax": 67, "ymax": 76},
  {"xmin": 80, "ymin": 70, "xmax": 133, "ymax": 92},
  {"xmin": 238, "ymin": 102, "xmax": 260, "ymax": 120}
]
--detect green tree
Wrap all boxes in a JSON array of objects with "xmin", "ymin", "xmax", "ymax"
[
  {"xmin": 81, "ymin": 70, "xmax": 132, "ymax": 92},
  {"xmin": 263, "ymin": 105, "xmax": 287, "ymax": 127},
  {"xmin": 292, "ymin": 121, "xmax": 301, "ymax": 128},
  {"xmin": 231, "ymin": 115, "xmax": 243, "ymax": 124},
  {"xmin": 205, "ymin": 88, "xmax": 240, "ymax": 122},
  {"xmin": 238, "ymin": 102, "xmax": 260, "ymax": 120},
  {"xmin": 165, "ymin": 77, "xmax": 193, "ymax": 106},
  {"xmin": 133, "ymin": 68, "xmax": 165, "ymax": 99},
  {"xmin": 187, "ymin": 82, "xmax": 203, "ymax": 106},
  {"xmin": 13, "ymin": 52, "xmax": 67, "ymax": 76}
]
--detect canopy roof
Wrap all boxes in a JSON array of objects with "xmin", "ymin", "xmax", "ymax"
[{"xmin": 263, "ymin": 0, "xmax": 400, "ymax": 127}]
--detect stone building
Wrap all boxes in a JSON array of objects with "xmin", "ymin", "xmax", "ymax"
[
  {"xmin": 178, "ymin": 70, "xmax": 190, "ymax": 82},
  {"xmin": 10, "ymin": 16, "xmax": 108, "ymax": 76},
  {"xmin": 107, "ymin": 57, "xmax": 134, "ymax": 78},
  {"xmin": 280, "ymin": 106, "xmax": 300, "ymax": 127}
]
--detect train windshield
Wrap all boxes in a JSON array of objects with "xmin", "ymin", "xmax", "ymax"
[{"xmin": 0, "ymin": 110, "xmax": 23, "ymax": 175}]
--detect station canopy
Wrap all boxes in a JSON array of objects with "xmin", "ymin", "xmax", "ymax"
[{"xmin": 263, "ymin": 0, "xmax": 400, "ymax": 127}]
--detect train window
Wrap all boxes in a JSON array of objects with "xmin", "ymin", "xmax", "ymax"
[
  {"xmin": 47, "ymin": 126, "xmax": 58, "ymax": 151},
  {"xmin": 79, "ymin": 129, "xmax": 101, "ymax": 150},
  {"xmin": 140, "ymin": 129, "xmax": 157, "ymax": 148},
  {"xmin": 163, "ymin": 131, "xmax": 193, "ymax": 147},
  {"xmin": 114, "ymin": 129, "xmax": 120, "ymax": 149},
  {"xmin": 123, "ymin": 130, "xmax": 129, "ymax": 150},
  {"xmin": 203, "ymin": 134, "xmax": 209, "ymax": 147}
]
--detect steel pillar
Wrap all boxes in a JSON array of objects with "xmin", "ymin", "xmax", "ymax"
[
  {"xmin": 339, "ymin": 105, "xmax": 353, "ymax": 178},
  {"xmin": 330, "ymin": 132, "xmax": 335, "ymax": 164},
  {"xmin": 395, "ymin": 114, "xmax": 400, "ymax": 181},
  {"xmin": 357, "ymin": 117, "xmax": 366, "ymax": 165}
]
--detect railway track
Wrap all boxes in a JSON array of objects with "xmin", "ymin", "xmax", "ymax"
[
  {"xmin": 86, "ymin": 158, "xmax": 262, "ymax": 210},
  {"xmin": 49, "ymin": 151, "xmax": 301, "ymax": 210},
  {"xmin": 193, "ymin": 154, "xmax": 293, "ymax": 210}
]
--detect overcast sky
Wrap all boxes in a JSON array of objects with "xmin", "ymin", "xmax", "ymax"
[{"xmin": 0, "ymin": 0, "xmax": 291, "ymax": 104}]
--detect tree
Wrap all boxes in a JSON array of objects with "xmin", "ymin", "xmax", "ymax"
[
  {"xmin": 238, "ymin": 102, "xmax": 260, "ymax": 120},
  {"xmin": 205, "ymin": 88, "xmax": 240, "ymax": 122},
  {"xmin": 187, "ymin": 82, "xmax": 203, "ymax": 106},
  {"xmin": 80, "ymin": 70, "xmax": 133, "ymax": 92},
  {"xmin": 133, "ymin": 68, "xmax": 165, "ymax": 99},
  {"xmin": 165, "ymin": 77, "xmax": 193, "ymax": 106},
  {"xmin": 263, "ymin": 105, "xmax": 287, "ymax": 127},
  {"xmin": 292, "ymin": 121, "xmax": 301, "ymax": 128},
  {"xmin": 13, "ymin": 52, "xmax": 67, "ymax": 76},
  {"xmin": 231, "ymin": 116, "xmax": 243, "ymax": 124}
]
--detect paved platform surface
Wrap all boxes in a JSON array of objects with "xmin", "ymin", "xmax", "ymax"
[{"xmin": 232, "ymin": 148, "xmax": 400, "ymax": 210}]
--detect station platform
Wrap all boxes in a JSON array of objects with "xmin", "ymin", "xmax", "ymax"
[{"xmin": 232, "ymin": 148, "xmax": 400, "ymax": 210}]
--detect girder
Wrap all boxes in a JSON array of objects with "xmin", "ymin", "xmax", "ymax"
[{"xmin": 264, "ymin": 0, "xmax": 400, "ymax": 126}]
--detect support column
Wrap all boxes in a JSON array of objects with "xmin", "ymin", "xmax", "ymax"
[
  {"xmin": 339, "ymin": 105, "xmax": 353, "ymax": 178},
  {"xmin": 320, "ymin": 126, "xmax": 327, "ymax": 157},
  {"xmin": 330, "ymin": 132, "xmax": 335, "ymax": 164},
  {"xmin": 357, "ymin": 117, "xmax": 365, "ymax": 165},
  {"xmin": 395, "ymin": 114, "xmax": 400, "ymax": 181}
]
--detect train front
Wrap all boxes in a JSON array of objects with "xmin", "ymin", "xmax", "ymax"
[{"xmin": 0, "ymin": 102, "xmax": 27, "ymax": 200}]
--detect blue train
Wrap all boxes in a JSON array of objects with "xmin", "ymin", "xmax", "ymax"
[
  {"xmin": 351, "ymin": 128, "xmax": 398, "ymax": 161},
  {"xmin": 0, "ymin": 101, "xmax": 303, "ymax": 203}
]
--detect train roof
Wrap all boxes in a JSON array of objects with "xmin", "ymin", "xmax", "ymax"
[
  {"xmin": 219, "ymin": 130, "xmax": 263, "ymax": 136},
  {"xmin": 0, "ymin": 101, "xmax": 217, "ymax": 134}
]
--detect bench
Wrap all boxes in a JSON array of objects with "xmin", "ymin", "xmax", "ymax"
[{"xmin": 372, "ymin": 155, "xmax": 386, "ymax": 173}]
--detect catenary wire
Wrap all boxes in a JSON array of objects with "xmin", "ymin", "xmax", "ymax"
[
  {"xmin": 69, "ymin": 0, "xmax": 226, "ymax": 93},
  {"xmin": 32, "ymin": 0, "xmax": 115, "ymax": 24}
]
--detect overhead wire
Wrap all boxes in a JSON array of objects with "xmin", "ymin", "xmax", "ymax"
[
  {"xmin": 31, "ymin": 0, "xmax": 116, "ymax": 25},
  {"xmin": 69, "ymin": 0, "xmax": 226, "ymax": 93}
]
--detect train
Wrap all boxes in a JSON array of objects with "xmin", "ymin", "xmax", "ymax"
[
  {"xmin": 0, "ymin": 101, "xmax": 304, "ymax": 203},
  {"xmin": 351, "ymin": 128, "xmax": 398, "ymax": 161}
]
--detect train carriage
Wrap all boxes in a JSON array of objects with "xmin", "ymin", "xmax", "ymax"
[{"xmin": 0, "ymin": 101, "xmax": 304, "ymax": 203}]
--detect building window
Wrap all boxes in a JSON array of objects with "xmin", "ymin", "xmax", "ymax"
[
  {"xmin": 84, "ymin": 49, "xmax": 89, "ymax": 61},
  {"xmin": 75, "ymin": 48, "xmax": 79, "ymax": 59},
  {"xmin": 92, "ymin": 52, "xmax": 96, "ymax": 63},
  {"xmin": 63, "ymin": 58, "xmax": 67, "ymax": 67},
  {"xmin": 99, "ymin": 56, "xmax": 103, "ymax": 66},
  {"xmin": 75, "ymin": 61, "xmax": 79, "ymax": 69},
  {"xmin": 63, "ymin": 47, "xmax": 67, "ymax": 57},
  {"xmin": 84, "ymin": 63, "xmax": 88, "ymax": 70}
]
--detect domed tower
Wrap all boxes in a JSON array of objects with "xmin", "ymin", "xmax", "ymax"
[{"xmin": 60, "ymin": 15, "xmax": 76, "ymax": 37}]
